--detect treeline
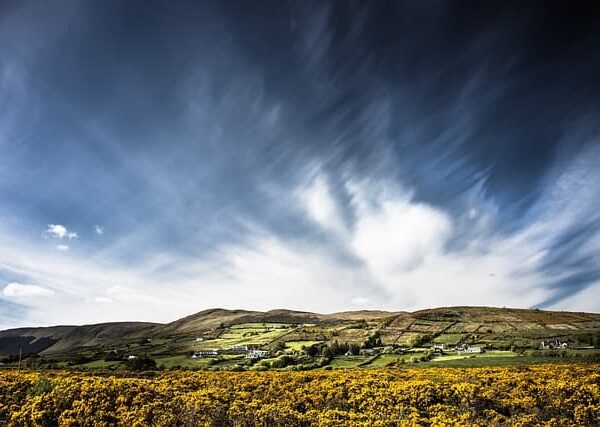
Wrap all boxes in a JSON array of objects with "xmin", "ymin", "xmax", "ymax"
[{"xmin": 302, "ymin": 334, "xmax": 384, "ymax": 358}]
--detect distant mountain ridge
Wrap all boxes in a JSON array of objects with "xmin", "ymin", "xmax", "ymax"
[{"xmin": 1, "ymin": 306, "xmax": 599, "ymax": 356}]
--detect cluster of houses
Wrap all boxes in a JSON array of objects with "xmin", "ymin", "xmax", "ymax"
[
  {"xmin": 540, "ymin": 340, "xmax": 569, "ymax": 349},
  {"xmin": 190, "ymin": 350, "xmax": 219, "ymax": 359},
  {"xmin": 432, "ymin": 344, "xmax": 483, "ymax": 355},
  {"xmin": 190, "ymin": 345, "xmax": 269, "ymax": 360},
  {"xmin": 188, "ymin": 338, "xmax": 491, "ymax": 362},
  {"xmin": 339, "ymin": 343, "xmax": 484, "ymax": 358}
]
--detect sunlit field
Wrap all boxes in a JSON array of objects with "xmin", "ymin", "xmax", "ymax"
[{"xmin": 1, "ymin": 364, "xmax": 599, "ymax": 426}]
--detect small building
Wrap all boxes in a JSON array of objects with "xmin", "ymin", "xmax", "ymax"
[
  {"xmin": 432, "ymin": 344, "xmax": 444, "ymax": 355},
  {"xmin": 230, "ymin": 345, "xmax": 249, "ymax": 352},
  {"xmin": 191, "ymin": 349, "xmax": 219, "ymax": 358},
  {"xmin": 247, "ymin": 350, "xmax": 268, "ymax": 360},
  {"xmin": 195, "ymin": 337, "xmax": 204, "ymax": 342},
  {"xmin": 127, "ymin": 355, "xmax": 138, "ymax": 360},
  {"xmin": 465, "ymin": 346, "xmax": 482, "ymax": 354},
  {"xmin": 344, "ymin": 351, "xmax": 353, "ymax": 356},
  {"xmin": 359, "ymin": 349, "xmax": 375, "ymax": 356},
  {"xmin": 540, "ymin": 340, "xmax": 568, "ymax": 350}
]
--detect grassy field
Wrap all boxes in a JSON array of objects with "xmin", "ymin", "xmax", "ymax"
[
  {"xmin": 328, "ymin": 356, "xmax": 371, "ymax": 368},
  {"xmin": 285, "ymin": 340, "xmax": 321, "ymax": 350},
  {"xmin": 364, "ymin": 354, "xmax": 406, "ymax": 368},
  {"xmin": 432, "ymin": 334, "xmax": 465, "ymax": 345},
  {"xmin": 154, "ymin": 355, "xmax": 213, "ymax": 369},
  {"xmin": 79, "ymin": 360, "xmax": 123, "ymax": 369},
  {"xmin": 193, "ymin": 323, "xmax": 298, "ymax": 349},
  {"xmin": 229, "ymin": 323, "xmax": 293, "ymax": 330},
  {"xmin": 418, "ymin": 356, "xmax": 546, "ymax": 368}
]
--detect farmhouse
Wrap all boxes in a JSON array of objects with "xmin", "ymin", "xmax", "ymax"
[
  {"xmin": 229, "ymin": 345, "xmax": 249, "ymax": 352},
  {"xmin": 127, "ymin": 355, "xmax": 138, "ymax": 360},
  {"xmin": 247, "ymin": 350, "xmax": 268, "ymax": 359},
  {"xmin": 195, "ymin": 337, "xmax": 204, "ymax": 342},
  {"xmin": 191, "ymin": 349, "xmax": 219, "ymax": 358},
  {"xmin": 454, "ymin": 344, "xmax": 482, "ymax": 353},
  {"xmin": 433, "ymin": 344, "xmax": 444, "ymax": 354},
  {"xmin": 540, "ymin": 340, "xmax": 568, "ymax": 349}
]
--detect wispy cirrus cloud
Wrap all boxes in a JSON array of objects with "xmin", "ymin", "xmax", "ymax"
[{"xmin": 1, "ymin": 0, "xmax": 600, "ymax": 329}]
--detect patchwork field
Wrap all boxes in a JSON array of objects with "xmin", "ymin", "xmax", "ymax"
[{"xmin": 1, "ymin": 307, "xmax": 599, "ymax": 372}]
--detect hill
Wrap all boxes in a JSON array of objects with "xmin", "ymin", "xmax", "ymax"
[
  {"xmin": 1, "ymin": 306, "xmax": 599, "ymax": 359},
  {"xmin": 0, "ymin": 322, "xmax": 158, "ymax": 355}
]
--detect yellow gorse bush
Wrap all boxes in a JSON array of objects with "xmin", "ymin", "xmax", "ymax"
[{"xmin": 0, "ymin": 364, "xmax": 599, "ymax": 426}]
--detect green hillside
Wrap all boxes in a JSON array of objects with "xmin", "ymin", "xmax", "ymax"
[{"xmin": 1, "ymin": 306, "xmax": 599, "ymax": 371}]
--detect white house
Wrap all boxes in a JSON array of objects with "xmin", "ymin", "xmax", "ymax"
[
  {"xmin": 465, "ymin": 346, "xmax": 482, "ymax": 353},
  {"xmin": 127, "ymin": 355, "xmax": 138, "ymax": 360},
  {"xmin": 540, "ymin": 340, "xmax": 568, "ymax": 350},
  {"xmin": 191, "ymin": 349, "xmax": 219, "ymax": 358},
  {"xmin": 195, "ymin": 337, "xmax": 204, "ymax": 342},
  {"xmin": 247, "ymin": 350, "xmax": 268, "ymax": 359}
]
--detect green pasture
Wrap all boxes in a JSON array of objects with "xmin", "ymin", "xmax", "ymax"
[{"xmin": 285, "ymin": 341, "xmax": 321, "ymax": 350}]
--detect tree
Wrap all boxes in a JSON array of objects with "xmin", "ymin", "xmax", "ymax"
[
  {"xmin": 125, "ymin": 356, "xmax": 157, "ymax": 371},
  {"xmin": 362, "ymin": 331, "xmax": 383, "ymax": 349},
  {"xmin": 304, "ymin": 344, "xmax": 320, "ymax": 357}
]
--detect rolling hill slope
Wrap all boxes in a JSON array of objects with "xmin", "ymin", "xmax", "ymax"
[{"xmin": 1, "ymin": 306, "xmax": 599, "ymax": 356}]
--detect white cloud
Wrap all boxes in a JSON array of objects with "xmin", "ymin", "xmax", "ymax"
[
  {"xmin": 56, "ymin": 244, "xmax": 69, "ymax": 251},
  {"xmin": 45, "ymin": 224, "xmax": 66, "ymax": 238},
  {"xmin": 44, "ymin": 224, "xmax": 78, "ymax": 240},
  {"xmin": 95, "ymin": 225, "xmax": 104, "ymax": 235},
  {"xmin": 85, "ymin": 296, "xmax": 113, "ymax": 304},
  {"xmin": 350, "ymin": 296, "xmax": 370, "ymax": 306},
  {"xmin": 2, "ymin": 282, "xmax": 54, "ymax": 297},
  {"xmin": 300, "ymin": 175, "xmax": 553, "ymax": 310},
  {"xmin": 350, "ymin": 189, "xmax": 452, "ymax": 277},
  {"xmin": 300, "ymin": 175, "xmax": 346, "ymax": 234}
]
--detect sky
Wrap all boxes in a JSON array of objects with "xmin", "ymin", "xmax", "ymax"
[{"xmin": 1, "ymin": 1, "xmax": 600, "ymax": 328}]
